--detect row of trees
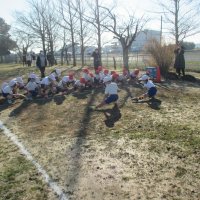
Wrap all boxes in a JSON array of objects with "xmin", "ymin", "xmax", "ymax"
[{"xmin": 1, "ymin": 0, "xmax": 200, "ymax": 69}]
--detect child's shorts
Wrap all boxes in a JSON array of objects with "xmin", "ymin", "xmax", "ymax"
[
  {"xmin": 29, "ymin": 90, "xmax": 38, "ymax": 97},
  {"xmin": 2, "ymin": 92, "xmax": 10, "ymax": 98},
  {"xmin": 148, "ymin": 87, "xmax": 157, "ymax": 97},
  {"xmin": 105, "ymin": 94, "xmax": 118, "ymax": 104}
]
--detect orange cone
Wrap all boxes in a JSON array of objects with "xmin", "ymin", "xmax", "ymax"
[{"xmin": 155, "ymin": 66, "xmax": 161, "ymax": 82}]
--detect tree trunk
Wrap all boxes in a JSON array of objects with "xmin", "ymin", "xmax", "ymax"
[
  {"xmin": 175, "ymin": 0, "xmax": 179, "ymax": 44},
  {"xmin": 122, "ymin": 47, "xmax": 129, "ymax": 70}
]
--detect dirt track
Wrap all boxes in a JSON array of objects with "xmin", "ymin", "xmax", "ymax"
[{"xmin": 0, "ymin": 73, "xmax": 200, "ymax": 200}]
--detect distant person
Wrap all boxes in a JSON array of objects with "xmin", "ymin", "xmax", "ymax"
[
  {"xmin": 26, "ymin": 53, "xmax": 32, "ymax": 67},
  {"xmin": 174, "ymin": 43, "xmax": 185, "ymax": 77},
  {"xmin": 32, "ymin": 52, "xmax": 36, "ymax": 67},
  {"xmin": 36, "ymin": 50, "xmax": 47, "ymax": 78},
  {"xmin": 91, "ymin": 48, "xmax": 100, "ymax": 70}
]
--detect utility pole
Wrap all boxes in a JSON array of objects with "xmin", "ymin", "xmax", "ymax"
[{"xmin": 160, "ymin": 15, "xmax": 162, "ymax": 44}]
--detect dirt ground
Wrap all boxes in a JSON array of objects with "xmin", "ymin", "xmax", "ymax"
[{"xmin": 0, "ymin": 66, "xmax": 200, "ymax": 200}]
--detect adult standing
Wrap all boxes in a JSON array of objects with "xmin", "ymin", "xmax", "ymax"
[
  {"xmin": 32, "ymin": 52, "xmax": 36, "ymax": 67},
  {"xmin": 26, "ymin": 53, "xmax": 32, "ymax": 67},
  {"xmin": 36, "ymin": 50, "xmax": 47, "ymax": 78},
  {"xmin": 174, "ymin": 43, "xmax": 185, "ymax": 77},
  {"xmin": 91, "ymin": 48, "xmax": 100, "ymax": 70}
]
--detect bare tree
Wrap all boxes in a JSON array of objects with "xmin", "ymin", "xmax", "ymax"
[
  {"xmin": 12, "ymin": 29, "xmax": 34, "ymax": 63},
  {"xmin": 100, "ymin": 6, "xmax": 147, "ymax": 70},
  {"xmin": 70, "ymin": 0, "xmax": 93, "ymax": 67},
  {"xmin": 158, "ymin": 0, "xmax": 200, "ymax": 44},
  {"xmin": 83, "ymin": 0, "xmax": 113, "ymax": 66},
  {"xmin": 58, "ymin": 0, "xmax": 78, "ymax": 66},
  {"xmin": 42, "ymin": 0, "xmax": 60, "ymax": 66}
]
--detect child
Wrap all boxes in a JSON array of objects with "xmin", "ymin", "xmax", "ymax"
[
  {"xmin": 57, "ymin": 75, "xmax": 75, "ymax": 95},
  {"xmin": 96, "ymin": 76, "xmax": 119, "ymax": 108},
  {"xmin": 15, "ymin": 77, "xmax": 25, "ymax": 89},
  {"xmin": 132, "ymin": 74, "xmax": 157, "ymax": 101},
  {"xmin": 40, "ymin": 74, "xmax": 57, "ymax": 98},
  {"xmin": 1, "ymin": 80, "xmax": 21, "ymax": 104},
  {"xmin": 130, "ymin": 69, "xmax": 140, "ymax": 80},
  {"xmin": 51, "ymin": 68, "xmax": 62, "ymax": 81},
  {"xmin": 25, "ymin": 73, "xmax": 39, "ymax": 100},
  {"xmin": 73, "ymin": 78, "xmax": 86, "ymax": 91}
]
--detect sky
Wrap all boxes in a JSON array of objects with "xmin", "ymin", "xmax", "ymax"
[{"xmin": 0, "ymin": 0, "xmax": 199, "ymax": 44}]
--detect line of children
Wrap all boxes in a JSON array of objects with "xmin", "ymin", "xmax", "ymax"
[{"xmin": 1, "ymin": 66, "xmax": 158, "ymax": 106}]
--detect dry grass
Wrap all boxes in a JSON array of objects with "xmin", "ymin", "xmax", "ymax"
[{"xmin": 0, "ymin": 64, "xmax": 200, "ymax": 200}]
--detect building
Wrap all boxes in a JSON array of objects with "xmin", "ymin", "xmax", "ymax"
[{"xmin": 131, "ymin": 29, "xmax": 161, "ymax": 52}]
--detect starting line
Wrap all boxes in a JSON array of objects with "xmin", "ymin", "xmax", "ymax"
[{"xmin": 0, "ymin": 120, "xmax": 68, "ymax": 200}]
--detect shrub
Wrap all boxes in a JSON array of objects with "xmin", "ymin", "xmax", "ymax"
[{"xmin": 145, "ymin": 39, "xmax": 174, "ymax": 77}]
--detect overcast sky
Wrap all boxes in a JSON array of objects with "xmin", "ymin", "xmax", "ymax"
[{"xmin": 0, "ymin": 0, "xmax": 199, "ymax": 44}]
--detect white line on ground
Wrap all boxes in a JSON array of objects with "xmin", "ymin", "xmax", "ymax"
[{"xmin": 0, "ymin": 121, "xmax": 68, "ymax": 200}]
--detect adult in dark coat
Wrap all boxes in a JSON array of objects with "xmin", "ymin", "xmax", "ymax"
[
  {"xmin": 36, "ymin": 50, "xmax": 47, "ymax": 78},
  {"xmin": 91, "ymin": 48, "xmax": 100, "ymax": 70},
  {"xmin": 174, "ymin": 44, "xmax": 185, "ymax": 76}
]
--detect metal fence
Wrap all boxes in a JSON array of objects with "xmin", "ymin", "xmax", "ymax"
[{"xmin": 1, "ymin": 50, "xmax": 200, "ymax": 71}]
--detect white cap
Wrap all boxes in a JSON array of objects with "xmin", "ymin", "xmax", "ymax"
[
  {"xmin": 55, "ymin": 69, "xmax": 61, "ymax": 76},
  {"xmin": 9, "ymin": 80, "xmax": 17, "ymax": 87},
  {"xmin": 139, "ymin": 74, "xmax": 149, "ymax": 81},
  {"xmin": 29, "ymin": 73, "xmax": 37, "ymax": 79},
  {"xmin": 62, "ymin": 76, "xmax": 69, "ymax": 83},
  {"xmin": 35, "ymin": 77, "xmax": 41, "ymax": 84},
  {"xmin": 48, "ymin": 74, "xmax": 56, "ymax": 81},
  {"xmin": 16, "ymin": 77, "xmax": 23, "ymax": 84},
  {"xmin": 103, "ymin": 76, "xmax": 112, "ymax": 83}
]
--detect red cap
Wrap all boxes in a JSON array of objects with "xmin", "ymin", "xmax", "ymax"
[
  {"xmin": 83, "ymin": 68, "xmax": 89, "ymax": 73},
  {"xmin": 104, "ymin": 69, "xmax": 109, "ymax": 74},
  {"xmin": 112, "ymin": 73, "xmax": 119, "ymax": 79},
  {"xmin": 69, "ymin": 74, "xmax": 74, "ymax": 80},
  {"xmin": 111, "ymin": 71, "xmax": 116, "ymax": 75},
  {"xmin": 134, "ymin": 69, "xmax": 140, "ymax": 74},
  {"xmin": 89, "ymin": 73, "xmax": 94, "ymax": 77},
  {"xmin": 80, "ymin": 78, "xmax": 86, "ymax": 83}
]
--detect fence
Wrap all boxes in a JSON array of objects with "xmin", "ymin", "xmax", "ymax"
[{"xmin": 1, "ymin": 50, "xmax": 200, "ymax": 71}]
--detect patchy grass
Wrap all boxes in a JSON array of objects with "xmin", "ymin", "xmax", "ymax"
[
  {"xmin": 0, "ymin": 64, "xmax": 200, "ymax": 200},
  {"xmin": 0, "ymin": 133, "xmax": 56, "ymax": 200}
]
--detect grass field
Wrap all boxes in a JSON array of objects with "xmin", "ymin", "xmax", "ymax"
[{"xmin": 0, "ymin": 64, "xmax": 200, "ymax": 200}]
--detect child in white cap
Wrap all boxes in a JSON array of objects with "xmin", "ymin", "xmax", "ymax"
[
  {"xmin": 96, "ymin": 76, "xmax": 119, "ymax": 108},
  {"xmin": 50, "ymin": 68, "xmax": 62, "ymax": 81},
  {"xmin": 40, "ymin": 74, "xmax": 57, "ymax": 98},
  {"xmin": 132, "ymin": 74, "xmax": 157, "ymax": 101},
  {"xmin": 25, "ymin": 73, "xmax": 39, "ymax": 100},
  {"xmin": 1, "ymin": 80, "xmax": 21, "ymax": 104}
]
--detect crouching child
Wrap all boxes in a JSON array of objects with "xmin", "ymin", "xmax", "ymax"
[
  {"xmin": 57, "ymin": 75, "xmax": 75, "ymax": 95},
  {"xmin": 96, "ymin": 76, "xmax": 119, "ymax": 109},
  {"xmin": 1, "ymin": 80, "xmax": 22, "ymax": 104},
  {"xmin": 132, "ymin": 74, "xmax": 157, "ymax": 101},
  {"xmin": 25, "ymin": 74, "xmax": 39, "ymax": 100},
  {"xmin": 40, "ymin": 74, "xmax": 57, "ymax": 98}
]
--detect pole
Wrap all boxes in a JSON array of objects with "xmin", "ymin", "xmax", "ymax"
[{"xmin": 160, "ymin": 15, "xmax": 162, "ymax": 44}]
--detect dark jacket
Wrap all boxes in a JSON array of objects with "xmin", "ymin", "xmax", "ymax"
[
  {"xmin": 36, "ymin": 54, "xmax": 47, "ymax": 68},
  {"xmin": 174, "ymin": 48, "xmax": 185, "ymax": 69}
]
